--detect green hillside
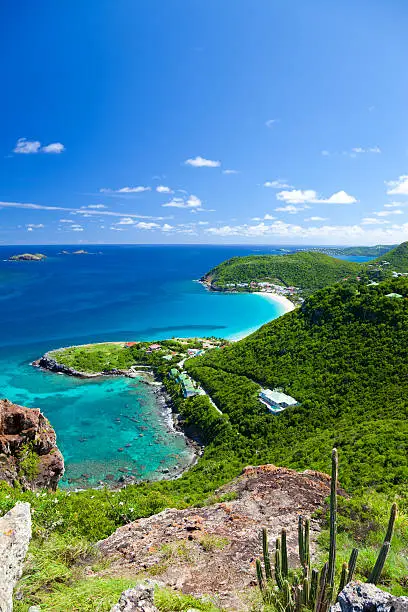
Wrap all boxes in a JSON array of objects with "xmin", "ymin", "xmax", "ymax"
[
  {"xmin": 202, "ymin": 251, "xmax": 360, "ymax": 293},
  {"xmin": 371, "ymin": 240, "xmax": 408, "ymax": 271},
  {"xmin": 186, "ymin": 277, "xmax": 408, "ymax": 491}
]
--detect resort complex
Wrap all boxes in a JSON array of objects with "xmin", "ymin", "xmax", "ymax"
[{"xmin": 259, "ymin": 388, "xmax": 299, "ymax": 413}]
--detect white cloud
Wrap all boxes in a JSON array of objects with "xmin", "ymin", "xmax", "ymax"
[
  {"xmin": 197, "ymin": 221, "xmax": 209, "ymax": 225},
  {"xmin": 222, "ymin": 169, "xmax": 239, "ymax": 175},
  {"xmin": 13, "ymin": 138, "xmax": 65, "ymax": 154},
  {"xmin": 100, "ymin": 186, "xmax": 151, "ymax": 194},
  {"xmin": 161, "ymin": 223, "xmax": 174, "ymax": 232},
  {"xmin": 135, "ymin": 222, "xmax": 160, "ymax": 230},
  {"xmin": 386, "ymin": 175, "xmax": 408, "ymax": 196},
  {"xmin": 110, "ymin": 226, "xmax": 125, "ymax": 231},
  {"xmin": 71, "ymin": 224, "xmax": 84, "ymax": 232},
  {"xmin": 162, "ymin": 194, "xmax": 202, "ymax": 209},
  {"xmin": 59, "ymin": 218, "xmax": 74, "ymax": 223},
  {"xmin": 85, "ymin": 204, "xmax": 107, "ymax": 209},
  {"xmin": 263, "ymin": 213, "xmax": 275, "ymax": 220},
  {"xmin": 276, "ymin": 189, "xmax": 357, "ymax": 205},
  {"xmin": 13, "ymin": 138, "xmax": 41, "ymax": 154},
  {"xmin": 275, "ymin": 204, "xmax": 310, "ymax": 214},
  {"xmin": 265, "ymin": 119, "xmax": 277, "ymax": 128},
  {"xmin": 0, "ymin": 200, "xmax": 165, "ymax": 220},
  {"xmin": 41, "ymin": 142, "xmax": 65, "ymax": 154},
  {"xmin": 361, "ymin": 218, "xmax": 390, "ymax": 225},
  {"xmin": 384, "ymin": 202, "xmax": 408, "ymax": 208},
  {"xmin": 184, "ymin": 156, "xmax": 221, "ymax": 168},
  {"xmin": 264, "ymin": 180, "xmax": 292, "ymax": 189},
  {"xmin": 373, "ymin": 209, "xmax": 403, "ymax": 217},
  {"xmin": 26, "ymin": 223, "xmax": 44, "ymax": 229},
  {"xmin": 156, "ymin": 185, "xmax": 172, "ymax": 193},
  {"xmin": 305, "ymin": 216, "xmax": 328, "ymax": 222},
  {"xmin": 117, "ymin": 217, "xmax": 135, "ymax": 225},
  {"xmin": 204, "ymin": 219, "xmax": 408, "ymax": 244},
  {"xmin": 351, "ymin": 146, "xmax": 381, "ymax": 154}
]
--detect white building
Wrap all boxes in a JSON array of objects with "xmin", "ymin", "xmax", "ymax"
[{"xmin": 259, "ymin": 388, "xmax": 299, "ymax": 413}]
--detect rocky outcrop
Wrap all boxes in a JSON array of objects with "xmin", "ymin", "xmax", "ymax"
[
  {"xmin": 99, "ymin": 465, "xmax": 336, "ymax": 610},
  {"xmin": 8, "ymin": 253, "xmax": 46, "ymax": 261},
  {"xmin": 331, "ymin": 581, "xmax": 408, "ymax": 611},
  {"xmin": 0, "ymin": 399, "xmax": 64, "ymax": 490},
  {"xmin": 110, "ymin": 583, "xmax": 158, "ymax": 612},
  {"xmin": 0, "ymin": 502, "xmax": 32, "ymax": 612}
]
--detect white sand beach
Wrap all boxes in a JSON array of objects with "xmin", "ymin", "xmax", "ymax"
[{"xmin": 253, "ymin": 292, "xmax": 296, "ymax": 313}]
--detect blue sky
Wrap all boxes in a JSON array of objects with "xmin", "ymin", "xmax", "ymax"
[{"xmin": 1, "ymin": 0, "xmax": 408, "ymax": 246}]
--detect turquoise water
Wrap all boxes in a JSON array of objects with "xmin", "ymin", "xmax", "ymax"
[{"xmin": 0, "ymin": 245, "xmax": 287, "ymax": 487}]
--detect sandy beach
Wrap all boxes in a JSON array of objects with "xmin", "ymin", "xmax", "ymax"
[{"xmin": 253, "ymin": 292, "xmax": 296, "ymax": 313}]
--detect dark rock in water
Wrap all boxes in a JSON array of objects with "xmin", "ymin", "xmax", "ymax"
[
  {"xmin": 124, "ymin": 443, "xmax": 131, "ymax": 448},
  {"xmin": 0, "ymin": 399, "xmax": 64, "ymax": 491},
  {"xmin": 118, "ymin": 468, "xmax": 127, "ymax": 473},
  {"xmin": 117, "ymin": 448, "xmax": 124, "ymax": 452},
  {"xmin": 105, "ymin": 474, "xmax": 115, "ymax": 481},
  {"xmin": 81, "ymin": 473, "xmax": 90, "ymax": 479}
]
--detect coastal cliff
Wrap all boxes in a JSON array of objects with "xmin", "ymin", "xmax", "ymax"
[{"xmin": 0, "ymin": 399, "xmax": 64, "ymax": 490}]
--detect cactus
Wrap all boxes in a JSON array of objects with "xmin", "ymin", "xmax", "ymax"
[
  {"xmin": 337, "ymin": 562, "xmax": 348, "ymax": 596},
  {"xmin": 310, "ymin": 568, "xmax": 319, "ymax": 608},
  {"xmin": 282, "ymin": 579, "xmax": 293, "ymax": 610},
  {"xmin": 304, "ymin": 518, "xmax": 311, "ymax": 570},
  {"xmin": 256, "ymin": 558, "xmax": 265, "ymax": 593},
  {"xmin": 281, "ymin": 528, "xmax": 289, "ymax": 578},
  {"xmin": 383, "ymin": 502, "xmax": 397, "ymax": 545},
  {"xmin": 262, "ymin": 528, "xmax": 272, "ymax": 580},
  {"xmin": 347, "ymin": 548, "xmax": 358, "ymax": 583},
  {"xmin": 275, "ymin": 544, "xmax": 284, "ymax": 589},
  {"xmin": 327, "ymin": 448, "xmax": 338, "ymax": 590},
  {"xmin": 302, "ymin": 577, "xmax": 310, "ymax": 606},
  {"xmin": 367, "ymin": 501, "xmax": 396, "ymax": 585},
  {"xmin": 254, "ymin": 450, "xmax": 398, "ymax": 611},
  {"xmin": 298, "ymin": 515, "xmax": 305, "ymax": 566},
  {"xmin": 368, "ymin": 541, "xmax": 391, "ymax": 585}
]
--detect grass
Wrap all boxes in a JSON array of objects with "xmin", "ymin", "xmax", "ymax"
[{"xmin": 199, "ymin": 534, "xmax": 230, "ymax": 552}]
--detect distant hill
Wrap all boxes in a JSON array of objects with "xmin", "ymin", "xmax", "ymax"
[
  {"xmin": 202, "ymin": 251, "xmax": 360, "ymax": 293},
  {"xmin": 310, "ymin": 244, "xmax": 396, "ymax": 257},
  {"xmin": 371, "ymin": 241, "xmax": 408, "ymax": 271},
  {"xmin": 186, "ymin": 277, "xmax": 408, "ymax": 491}
]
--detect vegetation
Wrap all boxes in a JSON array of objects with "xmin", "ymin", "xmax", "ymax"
[
  {"xmin": 371, "ymin": 240, "xmax": 408, "ymax": 271},
  {"xmin": 4, "ymin": 273, "xmax": 408, "ymax": 608},
  {"xmin": 186, "ymin": 277, "xmax": 408, "ymax": 492},
  {"xmin": 257, "ymin": 450, "xmax": 399, "ymax": 612},
  {"xmin": 202, "ymin": 251, "xmax": 361, "ymax": 293},
  {"xmin": 312, "ymin": 245, "xmax": 395, "ymax": 257},
  {"xmin": 18, "ymin": 443, "xmax": 40, "ymax": 480}
]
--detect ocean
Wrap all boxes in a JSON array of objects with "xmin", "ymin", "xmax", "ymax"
[{"xmin": 0, "ymin": 244, "xmax": 290, "ymax": 487}]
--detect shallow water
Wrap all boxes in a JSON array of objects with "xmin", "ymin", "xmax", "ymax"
[{"xmin": 0, "ymin": 245, "xmax": 287, "ymax": 486}]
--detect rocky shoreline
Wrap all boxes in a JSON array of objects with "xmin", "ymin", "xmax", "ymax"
[{"xmin": 32, "ymin": 353, "xmax": 202, "ymax": 489}]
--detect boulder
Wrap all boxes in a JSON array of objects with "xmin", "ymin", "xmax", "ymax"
[
  {"xmin": 331, "ymin": 581, "xmax": 408, "ymax": 611},
  {"xmin": 0, "ymin": 502, "xmax": 32, "ymax": 612},
  {"xmin": 0, "ymin": 399, "xmax": 64, "ymax": 490},
  {"xmin": 100, "ymin": 465, "xmax": 336, "ymax": 610},
  {"xmin": 110, "ymin": 582, "xmax": 158, "ymax": 611}
]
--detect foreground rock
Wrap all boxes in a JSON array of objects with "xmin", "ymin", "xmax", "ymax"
[
  {"xmin": 99, "ymin": 465, "xmax": 335, "ymax": 610},
  {"xmin": 0, "ymin": 399, "xmax": 64, "ymax": 490},
  {"xmin": 0, "ymin": 502, "xmax": 32, "ymax": 612},
  {"xmin": 331, "ymin": 581, "xmax": 408, "ymax": 611},
  {"xmin": 110, "ymin": 582, "xmax": 158, "ymax": 612}
]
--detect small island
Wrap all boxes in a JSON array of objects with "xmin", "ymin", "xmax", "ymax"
[{"xmin": 8, "ymin": 252, "xmax": 47, "ymax": 261}]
